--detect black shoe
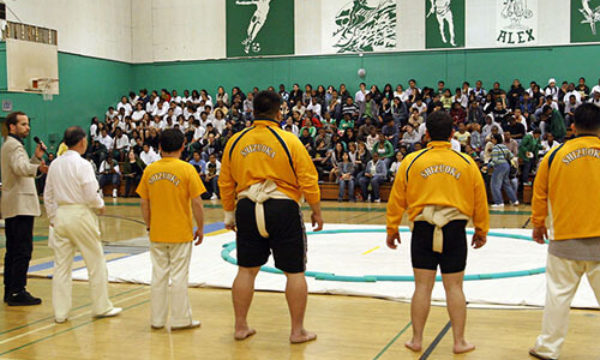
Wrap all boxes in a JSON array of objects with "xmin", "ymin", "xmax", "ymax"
[{"xmin": 6, "ymin": 290, "xmax": 42, "ymax": 306}]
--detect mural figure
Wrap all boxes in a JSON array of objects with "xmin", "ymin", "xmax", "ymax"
[
  {"xmin": 579, "ymin": 0, "xmax": 600, "ymax": 35},
  {"xmin": 236, "ymin": 0, "xmax": 272, "ymax": 54},
  {"xmin": 500, "ymin": 0, "xmax": 533, "ymax": 29},
  {"xmin": 332, "ymin": 0, "xmax": 396, "ymax": 53},
  {"xmin": 427, "ymin": 0, "xmax": 456, "ymax": 47}
]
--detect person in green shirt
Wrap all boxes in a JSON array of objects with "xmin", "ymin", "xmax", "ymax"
[
  {"xmin": 518, "ymin": 129, "xmax": 542, "ymax": 186},
  {"xmin": 339, "ymin": 113, "xmax": 355, "ymax": 133},
  {"xmin": 540, "ymin": 105, "xmax": 566, "ymax": 141},
  {"xmin": 372, "ymin": 132, "xmax": 395, "ymax": 167}
]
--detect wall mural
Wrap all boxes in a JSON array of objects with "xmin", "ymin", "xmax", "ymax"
[
  {"xmin": 572, "ymin": 0, "xmax": 600, "ymax": 42},
  {"xmin": 331, "ymin": 0, "xmax": 397, "ymax": 53},
  {"xmin": 426, "ymin": 0, "xmax": 465, "ymax": 49},
  {"xmin": 496, "ymin": 0, "xmax": 537, "ymax": 46}
]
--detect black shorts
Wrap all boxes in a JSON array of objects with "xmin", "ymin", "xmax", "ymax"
[
  {"xmin": 411, "ymin": 220, "xmax": 468, "ymax": 274},
  {"xmin": 235, "ymin": 198, "xmax": 306, "ymax": 273}
]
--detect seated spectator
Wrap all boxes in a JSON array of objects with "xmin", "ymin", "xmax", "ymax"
[
  {"xmin": 121, "ymin": 150, "xmax": 145, "ymax": 197},
  {"xmin": 342, "ymin": 96, "xmax": 359, "ymax": 119},
  {"xmin": 337, "ymin": 152, "xmax": 356, "ymax": 202},
  {"xmin": 564, "ymin": 94, "xmax": 581, "ymax": 126},
  {"xmin": 381, "ymin": 118, "xmax": 399, "ymax": 148},
  {"xmin": 204, "ymin": 153, "xmax": 221, "ymax": 200},
  {"xmin": 503, "ymin": 131, "xmax": 519, "ymax": 157},
  {"xmin": 328, "ymin": 142, "xmax": 346, "ymax": 182},
  {"xmin": 467, "ymin": 101, "xmax": 485, "ymax": 124},
  {"xmin": 540, "ymin": 132, "xmax": 561, "ymax": 156},
  {"xmin": 450, "ymin": 101, "xmax": 466, "ymax": 124},
  {"xmin": 88, "ymin": 139, "xmax": 108, "ymax": 168},
  {"xmin": 441, "ymin": 89, "xmax": 453, "ymax": 110},
  {"xmin": 400, "ymin": 124, "xmax": 421, "ymax": 150},
  {"xmin": 338, "ymin": 113, "xmax": 355, "ymax": 133},
  {"xmin": 407, "ymin": 108, "xmax": 424, "ymax": 129},
  {"xmin": 391, "ymin": 97, "xmax": 409, "ymax": 125},
  {"xmin": 469, "ymin": 123, "xmax": 483, "ymax": 151},
  {"xmin": 388, "ymin": 151, "xmax": 404, "ymax": 182},
  {"xmin": 453, "ymin": 122, "xmax": 470, "ymax": 149},
  {"xmin": 354, "ymin": 141, "xmax": 371, "ymax": 177},
  {"xmin": 504, "ymin": 116, "xmax": 526, "ymax": 141},
  {"xmin": 202, "ymin": 133, "xmax": 222, "ymax": 161},
  {"xmin": 372, "ymin": 132, "xmax": 395, "ymax": 167},
  {"xmin": 140, "ymin": 143, "xmax": 161, "ymax": 166},
  {"xmin": 189, "ymin": 151, "xmax": 206, "ymax": 181},
  {"xmin": 359, "ymin": 93, "xmax": 379, "ymax": 124},
  {"xmin": 359, "ymin": 152, "xmax": 387, "ymax": 203},
  {"xmin": 113, "ymin": 127, "xmax": 130, "ymax": 161},
  {"xmin": 299, "ymin": 128, "xmax": 315, "ymax": 153},
  {"xmin": 538, "ymin": 105, "xmax": 566, "ymax": 140},
  {"xmin": 518, "ymin": 129, "xmax": 542, "ymax": 186},
  {"xmin": 99, "ymin": 154, "xmax": 121, "ymax": 198},
  {"xmin": 357, "ymin": 116, "xmax": 373, "ymax": 141}
]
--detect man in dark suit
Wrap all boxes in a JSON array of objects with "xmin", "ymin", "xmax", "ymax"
[{"xmin": 2, "ymin": 111, "xmax": 48, "ymax": 306}]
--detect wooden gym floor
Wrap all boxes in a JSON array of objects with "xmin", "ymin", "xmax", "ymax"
[{"xmin": 0, "ymin": 199, "xmax": 598, "ymax": 359}]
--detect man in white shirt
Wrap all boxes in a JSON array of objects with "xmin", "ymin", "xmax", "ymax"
[
  {"xmin": 156, "ymin": 99, "xmax": 169, "ymax": 117},
  {"xmin": 307, "ymin": 97, "xmax": 322, "ymax": 118},
  {"xmin": 591, "ymin": 79, "xmax": 600, "ymax": 96},
  {"xmin": 204, "ymin": 153, "xmax": 221, "ymax": 200},
  {"xmin": 99, "ymin": 154, "xmax": 121, "ymax": 198},
  {"xmin": 563, "ymin": 84, "xmax": 582, "ymax": 104},
  {"xmin": 106, "ymin": 107, "xmax": 118, "ymax": 121},
  {"xmin": 44, "ymin": 127, "xmax": 122, "ymax": 323},
  {"xmin": 545, "ymin": 79, "xmax": 559, "ymax": 101},
  {"xmin": 355, "ymin": 82, "xmax": 367, "ymax": 104},
  {"xmin": 98, "ymin": 129, "xmax": 114, "ymax": 152},
  {"xmin": 589, "ymin": 91, "xmax": 600, "ymax": 107},
  {"xmin": 171, "ymin": 90, "xmax": 182, "ymax": 104},
  {"xmin": 451, "ymin": 89, "xmax": 469, "ymax": 108},
  {"xmin": 482, "ymin": 115, "xmax": 502, "ymax": 140},
  {"xmin": 131, "ymin": 103, "xmax": 146, "ymax": 122},
  {"xmin": 540, "ymin": 132, "xmax": 561, "ymax": 156},
  {"xmin": 113, "ymin": 128, "xmax": 130, "ymax": 161},
  {"xmin": 140, "ymin": 143, "xmax": 161, "ymax": 166},
  {"xmin": 117, "ymin": 97, "xmax": 132, "ymax": 117}
]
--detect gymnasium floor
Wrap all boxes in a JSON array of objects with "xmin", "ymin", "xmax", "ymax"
[{"xmin": 0, "ymin": 200, "xmax": 598, "ymax": 360}]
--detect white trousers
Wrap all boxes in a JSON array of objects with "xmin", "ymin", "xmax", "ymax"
[
  {"xmin": 150, "ymin": 241, "xmax": 193, "ymax": 327},
  {"xmin": 534, "ymin": 254, "xmax": 600, "ymax": 359},
  {"xmin": 51, "ymin": 205, "xmax": 113, "ymax": 320}
]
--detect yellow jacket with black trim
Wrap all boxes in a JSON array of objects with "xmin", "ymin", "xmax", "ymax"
[
  {"xmin": 218, "ymin": 119, "xmax": 320, "ymax": 212},
  {"xmin": 532, "ymin": 135, "xmax": 600, "ymax": 240},
  {"xmin": 386, "ymin": 141, "xmax": 489, "ymax": 235}
]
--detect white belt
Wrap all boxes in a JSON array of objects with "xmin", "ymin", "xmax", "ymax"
[
  {"xmin": 412, "ymin": 206, "xmax": 469, "ymax": 253},
  {"xmin": 238, "ymin": 180, "xmax": 292, "ymax": 238}
]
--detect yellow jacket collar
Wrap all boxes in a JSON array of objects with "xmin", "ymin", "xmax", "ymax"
[
  {"xmin": 427, "ymin": 141, "xmax": 452, "ymax": 149},
  {"xmin": 253, "ymin": 119, "xmax": 281, "ymax": 127}
]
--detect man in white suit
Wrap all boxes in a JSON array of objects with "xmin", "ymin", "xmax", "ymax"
[{"xmin": 1, "ymin": 111, "xmax": 48, "ymax": 306}]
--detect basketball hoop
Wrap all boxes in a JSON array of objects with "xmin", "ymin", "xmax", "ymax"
[{"xmin": 28, "ymin": 78, "xmax": 58, "ymax": 101}]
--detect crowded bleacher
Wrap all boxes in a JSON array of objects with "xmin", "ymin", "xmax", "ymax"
[{"xmin": 60, "ymin": 78, "xmax": 600, "ymax": 203}]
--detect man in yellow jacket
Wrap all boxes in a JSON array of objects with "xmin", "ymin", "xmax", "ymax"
[
  {"xmin": 529, "ymin": 103, "xmax": 600, "ymax": 360},
  {"xmin": 219, "ymin": 90, "xmax": 323, "ymax": 344},
  {"xmin": 386, "ymin": 111, "xmax": 489, "ymax": 355}
]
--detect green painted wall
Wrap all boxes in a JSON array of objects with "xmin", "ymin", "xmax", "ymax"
[
  {"xmin": 0, "ymin": 43, "xmax": 133, "ymax": 153},
  {"xmin": 133, "ymin": 44, "xmax": 600, "ymax": 95}
]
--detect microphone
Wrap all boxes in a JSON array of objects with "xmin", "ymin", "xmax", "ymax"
[{"xmin": 33, "ymin": 136, "xmax": 48, "ymax": 155}]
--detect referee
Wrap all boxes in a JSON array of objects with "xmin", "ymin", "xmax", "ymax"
[
  {"xmin": 386, "ymin": 111, "xmax": 489, "ymax": 355},
  {"xmin": 219, "ymin": 90, "xmax": 323, "ymax": 343},
  {"xmin": 529, "ymin": 104, "xmax": 600, "ymax": 360}
]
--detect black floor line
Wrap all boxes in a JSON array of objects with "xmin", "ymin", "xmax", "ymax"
[{"xmin": 419, "ymin": 321, "xmax": 452, "ymax": 360}]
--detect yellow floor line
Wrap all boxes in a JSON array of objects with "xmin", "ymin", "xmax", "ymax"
[{"xmin": 362, "ymin": 246, "xmax": 380, "ymax": 255}]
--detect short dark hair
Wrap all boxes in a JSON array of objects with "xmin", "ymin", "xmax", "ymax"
[
  {"xmin": 159, "ymin": 128, "xmax": 184, "ymax": 152},
  {"xmin": 6, "ymin": 111, "xmax": 26, "ymax": 128},
  {"xmin": 253, "ymin": 90, "xmax": 281, "ymax": 118},
  {"xmin": 64, "ymin": 126, "xmax": 86, "ymax": 147},
  {"xmin": 493, "ymin": 134, "xmax": 503, "ymax": 144},
  {"xmin": 426, "ymin": 111, "xmax": 453, "ymax": 141},
  {"xmin": 574, "ymin": 103, "xmax": 600, "ymax": 132}
]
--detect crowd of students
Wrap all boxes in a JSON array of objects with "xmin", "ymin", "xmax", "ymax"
[{"xmin": 70, "ymin": 77, "xmax": 599, "ymax": 203}]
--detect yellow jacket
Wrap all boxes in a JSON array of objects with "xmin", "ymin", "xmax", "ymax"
[
  {"xmin": 219, "ymin": 119, "xmax": 320, "ymax": 212},
  {"xmin": 386, "ymin": 141, "xmax": 489, "ymax": 235},
  {"xmin": 532, "ymin": 135, "xmax": 600, "ymax": 240}
]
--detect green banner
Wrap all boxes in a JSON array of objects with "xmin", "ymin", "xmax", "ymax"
[
  {"xmin": 425, "ymin": 0, "xmax": 465, "ymax": 49},
  {"xmin": 226, "ymin": 0, "xmax": 294, "ymax": 57},
  {"xmin": 571, "ymin": 0, "xmax": 600, "ymax": 43}
]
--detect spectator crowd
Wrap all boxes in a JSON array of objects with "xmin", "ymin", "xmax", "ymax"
[{"xmin": 39, "ymin": 77, "xmax": 600, "ymax": 203}]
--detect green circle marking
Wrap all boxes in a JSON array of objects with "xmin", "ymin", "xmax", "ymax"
[{"xmin": 220, "ymin": 228, "xmax": 546, "ymax": 282}]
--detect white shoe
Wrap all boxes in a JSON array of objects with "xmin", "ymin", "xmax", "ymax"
[
  {"xmin": 55, "ymin": 317, "xmax": 67, "ymax": 324},
  {"xmin": 490, "ymin": 204, "xmax": 504, "ymax": 208},
  {"xmin": 112, "ymin": 189, "xmax": 118, "ymax": 198},
  {"xmin": 511, "ymin": 201, "xmax": 520, "ymax": 206},
  {"xmin": 95, "ymin": 307, "xmax": 122, "ymax": 318},
  {"xmin": 171, "ymin": 320, "xmax": 201, "ymax": 331},
  {"xmin": 210, "ymin": 193, "xmax": 218, "ymax": 200},
  {"xmin": 373, "ymin": 199, "xmax": 381, "ymax": 203}
]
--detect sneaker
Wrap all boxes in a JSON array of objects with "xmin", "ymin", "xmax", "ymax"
[
  {"xmin": 94, "ymin": 307, "xmax": 122, "ymax": 318},
  {"xmin": 112, "ymin": 188, "xmax": 118, "ymax": 198},
  {"xmin": 55, "ymin": 317, "xmax": 68, "ymax": 324},
  {"xmin": 151, "ymin": 324, "xmax": 165, "ymax": 330},
  {"xmin": 511, "ymin": 201, "xmax": 520, "ymax": 206},
  {"xmin": 490, "ymin": 204, "xmax": 504, "ymax": 208},
  {"xmin": 6, "ymin": 290, "xmax": 42, "ymax": 306},
  {"xmin": 373, "ymin": 199, "xmax": 381, "ymax": 203},
  {"xmin": 210, "ymin": 193, "xmax": 218, "ymax": 200},
  {"xmin": 171, "ymin": 320, "xmax": 201, "ymax": 331}
]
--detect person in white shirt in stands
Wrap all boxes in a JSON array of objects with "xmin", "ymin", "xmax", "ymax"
[
  {"xmin": 113, "ymin": 128, "xmax": 130, "ymax": 161},
  {"xmin": 411, "ymin": 98, "xmax": 428, "ymax": 116},
  {"xmin": 44, "ymin": 126, "xmax": 121, "ymax": 323},
  {"xmin": 106, "ymin": 107, "xmax": 118, "ymax": 121},
  {"xmin": 146, "ymin": 95, "xmax": 158, "ymax": 115},
  {"xmin": 591, "ymin": 78, "xmax": 600, "ymax": 96},
  {"xmin": 131, "ymin": 103, "xmax": 146, "ymax": 122},
  {"xmin": 545, "ymin": 78, "xmax": 559, "ymax": 101},
  {"xmin": 99, "ymin": 154, "xmax": 121, "ymax": 198},
  {"xmin": 212, "ymin": 110, "xmax": 227, "ymax": 135},
  {"xmin": 540, "ymin": 132, "xmax": 561, "ymax": 156},
  {"xmin": 307, "ymin": 97, "xmax": 322, "ymax": 118},
  {"xmin": 388, "ymin": 151, "xmax": 404, "ymax": 183},
  {"xmin": 129, "ymin": 91, "xmax": 139, "ymax": 106},
  {"xmin": 162, "ymin": 108, "xmax": 177, "ymax": 125},
  {"xmin": 140, "ymin": 143, "xmax": 161, "ymax": 166},
  {"xmin": 482, "ymin": 115, "xmax": 502, "ymax": 140},
  {"xmin": 171, "ymin": 90, "xmax": 181, "ymax": 104},
  {"xmin": 98, "ymin": 128, "xmax": 114, "ymax": 151},
  {"xmin": 513, "ymin": 108, "xmax": 528, "ymax": 132},
  {"xmin": 355, "ymin": 82, "xmax": 368, "ymax": 104},
  {"xmin": 405, "ymin": 79, "xmax": 421, "ymax": 100},
  {"xmin": 117, "ymin": 96, "xmax": 132, "ymax": 116},
  {"xmin": 170, "ymin": 102, "xmax": 183, "ymax": 117},
  {"xmin": 204, "ymin": 153, "xmax": 221, "ymax": 200},
  {"xmin": 589, "ymin": 91, "xmax": 600, "ymax": 107},
  {"xmin": 156, "ymin": 99, "xmax": 169, "ymax": 117},
  {"xmin": 451, "ymin": 88, "xmax": 469, "ymax": 108}
]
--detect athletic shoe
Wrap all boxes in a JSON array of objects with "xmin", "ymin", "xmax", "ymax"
[
  {"xmin": 112, "ymin": 188, "xmax": 118, "ymax": 198},
  {"xmin": 6, "ymin": 290, "xmax": 42, "ymax": 306},
  {"xmin": 171, "ymin": 320, "xmax": 201, "ymax": 331},
  {"xmin": 490, "ymin": 204, "xmax": 504, "ymax": 208},
  {"xmin": 210, "ymin": 193, "xmax": 218, "ymax": 200},
  {"xmin": 55, "ymin": 317, "xmax": 68, "ymax": 324},
  {"xmin": 151, "ymin": 324, "xmax": 165, "ymax": 330},
  {"xmin": 373, "ymin": 199, "xmax": 381, "ymax": 203},
  {"xmin": 511, "ymin": 201, "xmax": 520, "ymax": 206},
  {"xmin": 94, "ymin": 307, "xmax": 122, "ymax": 318}
]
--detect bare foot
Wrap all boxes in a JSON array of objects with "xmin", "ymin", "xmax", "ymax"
[
  {"xmin": 290, "ymin": 329, "xmax": 317, "ymax": 344},
  {"xmin": 453, "ymin": 340, "xmax": 476, "ymax": 354},
  {"xmin": 234, "ymin": 327, "xmax": 256, "ymax": 341},
  {"xmin": 404, "ymin": 339, "xmax": 422, "ymax": 352}
]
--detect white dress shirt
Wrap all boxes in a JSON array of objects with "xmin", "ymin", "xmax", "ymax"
[
  {"xmin": 99, "ymin": 135, "xmax": 114, "ymax": 150},
  {"xmin": 44, "ymin": 150, "xmax": 104, "ymax": 222},
  {"xmin": 114, "ymin": 134, "xmax": 130, "ymax": 150},
  {"xmin": 140, "ymin": 149, "xmax": 161, "ymax": 165}
]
